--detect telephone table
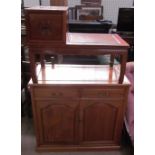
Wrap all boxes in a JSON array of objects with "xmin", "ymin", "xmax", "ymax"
[{"xmin": 28, "ymin": 33, "xmax": 129, "ymax": 84}]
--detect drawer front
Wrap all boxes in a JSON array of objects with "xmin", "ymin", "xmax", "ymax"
[
  {"xmin": 82, "ymin": 88, "xmax": 124, "ymax": 99},
  {"xmin": 28, "ymin": 12, "xmax": 64, "ymax": 41},
  {"xmin": 33, "ymin": 87, "xmax": 78, "ymax": 98}
]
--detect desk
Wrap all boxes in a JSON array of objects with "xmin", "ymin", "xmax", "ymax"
[{"xmin": 28, "ymin": 33, "xmax": 129, "ymax": 84}]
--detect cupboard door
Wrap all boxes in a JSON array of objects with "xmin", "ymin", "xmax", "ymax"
[
  {"xmin": 79, "ymin": 99, "xmax": 123, "ymax": 144},
  {"xmin": 36, "ymin": 99, "xmax": 79, "ymax": 145},
  {"xmin": 28, "ymin": 12, "xmax": 64, "ymax": 41}
]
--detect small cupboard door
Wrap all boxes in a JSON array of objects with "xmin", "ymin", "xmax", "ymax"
[
  {"xmin": 28, "ymin": 12, "xmax": 64, "ymax": 41},
  {"xmin": 79, "ymin": 99, "xmax": 123, "ymax": 144},
  {"xmin": 35, "ymin": 99, "xmax": 79, "ymax": 145}
]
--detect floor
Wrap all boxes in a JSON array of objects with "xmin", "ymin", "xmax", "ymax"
[{"xmin": 21, "ymin": 116, "xmax": 133, "ymax": 155}]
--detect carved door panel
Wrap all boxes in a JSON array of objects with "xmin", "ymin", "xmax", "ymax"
[
  {"xmin": 79, "ymin": 99, "xmax": 123, "ymax": 144},
  {"xmin": 36, "ymin": 99, "xmax": 79, "ymax": 145}
]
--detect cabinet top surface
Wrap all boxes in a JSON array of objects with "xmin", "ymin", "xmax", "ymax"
[
  {"xmin": 29, "ymin": 64, "xmax": 130, "ymax": 85},
  {"xmin": 66, "ymin": 33, "xmax": 129, "ymax": 47},
  {"xmin": 25, "ymin": 6, "xmax": 68, "ymax": 11}
]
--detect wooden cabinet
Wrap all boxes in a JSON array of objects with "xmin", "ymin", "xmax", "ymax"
[
  {"xmin": 25, "ymin": 6, "xmax": 68, "ymax": 45},
  {"xmin": 26, "ymin": 6, "xmax": 130, "ymax": 152},
  {"xmin": 29, "ymin": 65, "xmax": 130, "ymax": 151}
]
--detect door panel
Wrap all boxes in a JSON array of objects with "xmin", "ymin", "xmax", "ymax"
[
  {"xmin": 29, "ymin": 13, "xmax": 63, "ymax": 41},
  {"xmin": 36, "ymin": 99, "xmax": 79, "ymax": 144},
  {"xmin": 80, "ymin": 99, "xmax": 122, "ymax": 144}
]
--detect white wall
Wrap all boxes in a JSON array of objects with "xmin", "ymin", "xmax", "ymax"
[
  {"xmin": 103, "ymin": 0, "xmax": 133, "ymax": 24},
  {"xmin": 23, "ymin": 0, "xmax": 133, "ymax": 24},
  {"xmin": 68, "ymin": 0, "xmax": 80, "ymax": 6},
  {"xmin": 41, "ymin": 0, "xmax": 50, "ymax": 5},
  {"xmin": 23, "ymin": 0, "xmax": 40, "ymax": 7}
]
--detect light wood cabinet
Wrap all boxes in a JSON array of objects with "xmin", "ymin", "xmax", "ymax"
[
  {"xmin": 29, "ymin": 65, "xmax": 130, "ymax": 151},
  {"xmin": 26, "ymin": 6, "xmax": 130, "ymax": 152}
]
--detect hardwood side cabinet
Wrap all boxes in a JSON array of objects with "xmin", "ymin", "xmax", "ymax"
[
  {"xmin": 26, "ymin": 6, "xmax": 130, "ymax": 152},
  {"xmin": 29, "ymin": 65, "xmax": 130, "ymax": 151},
  {"xmin": 25, "ymin": 6, "xmax": 68, "ymax": 46}
]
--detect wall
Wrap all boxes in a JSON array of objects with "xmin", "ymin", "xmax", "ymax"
[
  {"xmin": 68, "ymin": 0, "xmax": 80, "ymax": 6},
  {"xmin": 41, "ymin": 0, "xmax": 50, "ymax": 5},
  {"xmin": 103, "ymin": 0, "xmax": 133, "ymax": 24},
  {"xmin": 23, "ymin": 0, "xmax": 133, "ymax": 24},
  {"xmin": 23, "ymin": 0, "xmax": 40, "ymax": 7}
]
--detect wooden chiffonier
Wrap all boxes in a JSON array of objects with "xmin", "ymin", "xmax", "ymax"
[
  {"xmin": 29, "ymin": 65, "xmax": 130, "ymax": 151},
  {"xmin": 25, "ymin": 6, "xmax": 130, "ymax": 151}
]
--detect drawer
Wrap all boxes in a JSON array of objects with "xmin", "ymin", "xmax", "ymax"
[
  {"xmin": 33, "ymin": 87, "xmax": 79, "ymax": 98},
  {"xmin": 28, "ymin": 12, "xmax": 64, "ymax": 41},
  {"xmin": 82, "ymin": 88, "xmax": 124, "ymax": 98}
]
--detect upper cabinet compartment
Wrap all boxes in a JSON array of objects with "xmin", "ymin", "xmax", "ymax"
[{"xmin": 25, "ymin": 6, "xmax": 68, "ymax": 45}]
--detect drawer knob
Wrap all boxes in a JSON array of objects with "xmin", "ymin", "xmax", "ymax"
[
  {"xmin": 99, "ymin": 92, "xmax": 109, "ymax": 97},
  {"xmin": 40, "ymin": 22, "xmax": 52, "ymax": 35},
  {"xmin": 59, "ymin": 92, "xmax": 63, "ymax": 96},
  {"xmin": 51, "ymin": 92, "xmax": 63, "ymax": 97},
  {"xmin": 41, "ymin": 26, "xmax": 51, "ymax": 34},
  {"xmin": 51, "ymin": 93, "xmax": 56, "ymax": 96}
]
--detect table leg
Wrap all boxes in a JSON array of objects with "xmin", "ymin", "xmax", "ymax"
[
  {"xmin": 108, "ymin": 67, "xmax": 113, "ymax": 83},
  {"xmin": 40, "ymin": 54, "xmax": 45, "ymax": 69},
  {"xmin": 110, "ymin": 54, "xmax": 115, "ymax": 68},
  {"xmin": 58, "ymin": 54, "xmax": 63, "ymax": 64},
  {"xmin": 29, "ymin": 48, "xmax": 37, "ymax": 83},
  {"xmin": 119, "ymin": 53, "xmax": 127, "ymax": 84}
]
